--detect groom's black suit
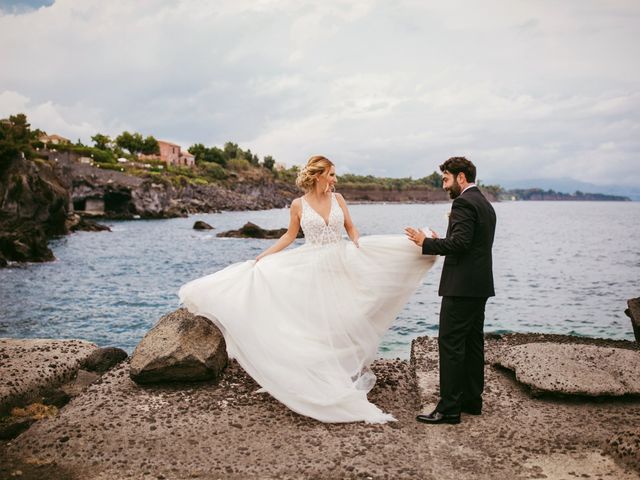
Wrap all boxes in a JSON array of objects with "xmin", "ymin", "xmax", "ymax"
[{"xmin": 421, "ymin": 185, "xmax": 496, "ymax": 415}]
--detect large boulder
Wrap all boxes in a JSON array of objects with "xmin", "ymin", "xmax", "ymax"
[
  {"xmin": 217, "ymin": 222, "xmax": 303, "ymax": 239},
  {"xmin": 80, "ymin": 346, "xmax": 128, "ymax": 373},
  {"xmin": 193, "ymin": 220, "xmax": 213, "ymax": 230},
  {"xmin": 130, "ymin": 308, "xmax": 227, "ymax": 384},
  {"xmin": 493, "ymin": 343, "xmax": 640, "ymax": 396}
]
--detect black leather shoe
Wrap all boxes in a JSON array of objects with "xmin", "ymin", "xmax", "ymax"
[
  {"xmin": 416, "ymin": 410, "xmax": 461, "ymax": 425},
  {"xmin": 461, "ymin": 405, "xmax": 482, "ymax": 415}
]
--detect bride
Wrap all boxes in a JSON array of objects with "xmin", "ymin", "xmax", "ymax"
[{"xmin": 179, "ymin": 155, "xmax": 436, "ymax": 423}]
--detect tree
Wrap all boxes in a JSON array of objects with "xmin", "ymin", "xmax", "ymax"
[
  {"xmin": 91, "ymin": 133, "xmax": 112, "ymax": 151},
  {"xmin": 115, "ymin": 131, "xmax": 145, "ymax": 155},
  {"xmin": 243, "ymin": 148, "xmax": 259, "ymax": 166},
  {"xmin": 141, "ymin": 136, "xmax": 159, "ymax": 155},
  {"xmin": 188, "ymin": 143, "xmax": 207, "ymax": 163},
  {"xmin": 188, "ymin": 144, "xmax": 227, "ymax": 166},
  {"xmin": 223, "ymin": 141, "xmax": 239, "ymax": 159},
  {"xmin": 206, "ymin": 146, "xmax": 226, "ymax": 166},
  {"xmin": 420, "ymin": 171, "xmax": 442, "ymax": 188},
  {"xmin": 262, "ymin": 155, "xmax": 275, "ymax": 170},
  {"xmin": 0, "ymin": 113, "xmax": 36, "ymax": 171}
]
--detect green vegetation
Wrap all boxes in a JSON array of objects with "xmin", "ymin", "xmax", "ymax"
[
  {"xmin": 0, "ymin": 114, "xmax": 41, "ymax": 172},
  {"xmin": 115, "ymin": 131, "xmax": 159, "ymax": 156},
  {"xmin": 337, "ymin": 171, "xmax": 442, "ymax": 190},
  {"xmin": 50, "ymin": 143, "xmax": 117, "ymax": 164}
]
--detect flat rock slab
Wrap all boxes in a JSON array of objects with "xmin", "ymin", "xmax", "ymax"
[
  {"xmin": 494, "ymin": 343, "xmax": 640, "ymax": 396},
  {"xmin": 0, "ymin": 338, "xmax": 97, "ymax": 413},
  {"xmin": 2, "ymin": 334, "xmax": 638, "ymax": 479}
]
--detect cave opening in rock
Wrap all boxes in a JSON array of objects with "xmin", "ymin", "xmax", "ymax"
[{"xmin": 103, "ymin": 191, "xmax": 133, "ymax": 215}]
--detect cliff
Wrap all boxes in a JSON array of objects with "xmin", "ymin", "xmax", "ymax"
[
  {"xmin": 0, "ymin": 155, "xmax": 69, "ymax": 266},
  {"xmin": 56, "ymin": 152, "xmax": 300, "ymax": 219}
]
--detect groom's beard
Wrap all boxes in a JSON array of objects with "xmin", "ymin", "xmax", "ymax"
[{"xmin": 445, "ymin": 179, "xmax": 462, "ymax": 199}]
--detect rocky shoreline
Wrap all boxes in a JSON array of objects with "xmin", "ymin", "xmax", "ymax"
[{"xmin": 1, "ymin": 313, "xmax": 638, "ymax": 479}]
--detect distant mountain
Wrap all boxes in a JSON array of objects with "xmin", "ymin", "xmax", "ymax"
[{"xmin": 499, "ymin": 178, "xmax": 640, "ymax": 201}]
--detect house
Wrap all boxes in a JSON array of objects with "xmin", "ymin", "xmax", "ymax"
[
  {"xmin": 139, "ymin": 140, "xmax": 194, "ymax": 168},
  {"xmin": 178, "ymin": 150, "xmax": 195, "ymax": 167},
  {"xmin": 39, "ymin": 134, "xmax": 71, "ymax": 145}
]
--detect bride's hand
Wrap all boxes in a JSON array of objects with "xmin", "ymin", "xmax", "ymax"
[
  {"xmin": 352, "ymin": 236, "xmax": 360, "ymax": 248},
  {"xmin": 255, "ymin": 252, "xmax": 267, "ymax": 262}
]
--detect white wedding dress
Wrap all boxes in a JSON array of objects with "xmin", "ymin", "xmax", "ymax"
[{"xmin": 179, "ymin": 193, "xmax": 436, "ymax": 423}]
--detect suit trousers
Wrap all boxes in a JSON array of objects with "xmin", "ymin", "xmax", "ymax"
[{"xmin": 436, "ymin": 296, "xmax": 488, "ymax": 414}]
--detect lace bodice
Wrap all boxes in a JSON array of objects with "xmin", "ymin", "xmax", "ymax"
[{"xmin": 300, "ymin": 193, "xmax": 344, "ymax": 245}]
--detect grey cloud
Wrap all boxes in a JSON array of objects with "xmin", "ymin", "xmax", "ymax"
[
  {"xmin": 0, "ymin": 0, "xmax": 639, "ymax": 189},
  {"xmin": 0, "ymin": 0, "xmax": 54, "ymax": 15}
]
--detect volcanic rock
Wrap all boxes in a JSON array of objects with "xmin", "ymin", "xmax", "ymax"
[{"xmin": 129, "ymin": 308, "xmax": 227, "ymax": 384}]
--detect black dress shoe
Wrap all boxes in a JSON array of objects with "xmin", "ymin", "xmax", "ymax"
[{"xmin": 416, "ymin": 410, "xmax": 461, "ymax": 425}]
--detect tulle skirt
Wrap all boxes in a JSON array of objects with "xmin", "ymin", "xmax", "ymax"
[{"xmin": 178, "ymin": 235, "xmax": 436, "ymax": 423}]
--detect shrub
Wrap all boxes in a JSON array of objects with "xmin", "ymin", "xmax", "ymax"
[
  {"xmin": 227, "ymin": 158, "xmax": 251, "ymax": 171},
  {"xmin": 203, "ymin": 162, "xmax": 228, "ymax": 180},
  {"xmin": 192, "ymin": 177, "xmax": 209, "ymax": 186}
]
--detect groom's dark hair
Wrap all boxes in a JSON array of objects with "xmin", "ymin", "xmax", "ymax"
[{"xmin": 439, "ymin": 157, "xmax": 476, "ymax": 183}]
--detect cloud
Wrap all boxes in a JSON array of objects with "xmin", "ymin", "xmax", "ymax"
[
  {"xmin": 0, "ymin": 0, "xmax": 54, "ymax": 15},
  {"xmin": 0, "ymin": 0, "xmax": 638, "ymax": 186}
]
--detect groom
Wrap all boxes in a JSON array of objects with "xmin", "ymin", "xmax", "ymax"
[{"xmin": 405, "ymin": 157, "xmax": 496, "ymax": 425}]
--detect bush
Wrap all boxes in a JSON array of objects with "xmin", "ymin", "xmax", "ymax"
[
  {"xmin": 203, "ymin": 162, "xmax": 228, "ymax": 180},
  {"xmin": 192, "ymin": 177, "xmax": 209, "ymax": 186},
  {"xmin": 52, "ymin": 143, "xmax": 115, "ymax": 164},
  {"xmin": 227, "ymin": 158, "xmax": 251, "ymax": 171}
]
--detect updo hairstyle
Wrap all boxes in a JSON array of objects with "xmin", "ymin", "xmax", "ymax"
[{"xmin": 295, "ymin": 155, "xmax": 334, "ymax": 192}]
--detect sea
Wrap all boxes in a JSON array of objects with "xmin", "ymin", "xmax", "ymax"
[{"xmin": 1, "ymin": 201, "xmax": 638, "ymax": 359}]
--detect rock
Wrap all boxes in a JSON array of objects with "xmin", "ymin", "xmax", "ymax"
[
  {"xmin": 0, "ymin": 415, "xmax": 36, "ymax": 440},
  {"xmin": 129, "ymin": 308, "xmax": 227, "ymax": 384},
  {"xmin": 193, "ymin": 220, "xmax": 214, "ymax": 230},
  {"xmin": 217, "ymin": 222, "xmax": 303, "ymax": 239},
  {"xmin": 410, "ymin": 336, "xmax": 440, "ymax": 411},
  {"xmin": 625, "ymin": 297, "xmax": 640, "ymax": 343},
  {"xmin": 41, "ymin": 389, "xmax": 71, "ymax": 408},
  {"xmin": 607, "ymin": 430, "xmax": 640, "ymax": 472},
  {"xmin": 60, "ymin": 369, "xmax": 101, "ymax": 397},
  {"xmin": 66, "ymin": 213, "xmax": 111, "ymax": 232},
  {"xmin": 80, "ymin": 346, "xmax": 128, "ymax": 373},
  {"xmin": 0, "ymin": 153, "xmax": 71, "ymax": 265},
  {"xmin": 493, "ymin": 343, "xmax": 640, "ymax": 396},
  {"xmin": 0, "ymin": 338, "xmax": 97, "ymax": 414}
]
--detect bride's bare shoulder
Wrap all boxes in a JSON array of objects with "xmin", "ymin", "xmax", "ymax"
[
  {"xmin": 290, "ymin": 197, "xmax": 303, "ymax": 210},
  {"xmin": 334, "ymin": 192, "xmax": 347, "ymax": 205}
]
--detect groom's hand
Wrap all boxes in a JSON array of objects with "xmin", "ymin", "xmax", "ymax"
[{"xmin": 404, "ymin": 227, "xmax": 427, "ymax": 247}]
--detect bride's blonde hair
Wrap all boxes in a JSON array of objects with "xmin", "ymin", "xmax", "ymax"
[{"xmin": 295, "ymin": 155, "xmax": 334, "ymax": 192}]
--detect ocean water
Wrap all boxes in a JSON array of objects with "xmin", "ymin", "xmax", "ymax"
[{"xmin": 1, "ymin": 201, "xmax": 638, "ymax": 359}]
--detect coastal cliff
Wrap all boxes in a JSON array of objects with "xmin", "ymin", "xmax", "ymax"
[
  {"xmin": 53, "ymin": 152, "xmax": 300, "ymax": 219},
  {"xmin": 0, "ymin": 154, "xmax": 69, "ymax": 266}
]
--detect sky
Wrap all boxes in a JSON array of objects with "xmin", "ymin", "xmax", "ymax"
[{"xmin": 1, "ymin": 0, "xmax": 639, "ymax": 188}]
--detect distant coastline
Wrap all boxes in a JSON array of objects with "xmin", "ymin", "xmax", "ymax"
[{"xmin": 499, "ymin": 188, "xmax": 631, "ymax": 202}]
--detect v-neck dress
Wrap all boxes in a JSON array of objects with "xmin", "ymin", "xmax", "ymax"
[{"xmin": 179, "ymin": 193, "xmax": 436, "ymax": 423}]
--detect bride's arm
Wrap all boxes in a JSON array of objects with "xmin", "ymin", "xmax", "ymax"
[
  {"xmin": 336, "ymin": 193, "xmax": 360, "ymax": 247},
  {"xmin": 255, "ymin": 199, "xmax": 302, "ymax": 261}
]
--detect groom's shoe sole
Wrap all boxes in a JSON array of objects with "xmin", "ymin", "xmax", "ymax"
[{"xmin": 416, "ymin": 411, "xmax": 461, "ymax": 425}]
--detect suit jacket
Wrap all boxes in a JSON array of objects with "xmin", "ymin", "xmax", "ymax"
[{"xmin": 422, "ymin": 186, "xmax": 496, "ymax": 298}]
